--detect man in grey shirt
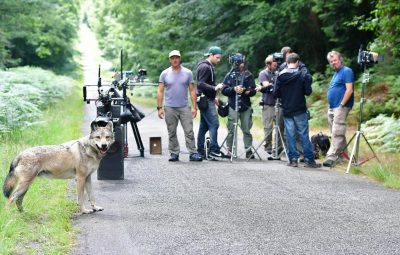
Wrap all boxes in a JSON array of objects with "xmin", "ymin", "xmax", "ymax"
[{"xmin": 157, "ymin": 50, "xmax": 202, "ymax": 162}]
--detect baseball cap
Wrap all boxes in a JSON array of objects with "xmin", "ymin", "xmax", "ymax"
[
  {"xmin": 169, "ymin": 50, "xmax": 181, "ymax": 58},
  {"xmin": 204, "ymin": 46, "xmax": 222, "ymax": 56}
]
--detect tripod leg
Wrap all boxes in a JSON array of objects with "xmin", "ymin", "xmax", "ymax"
[
  {"xmin": 361, "ymin": 133, "xmax": 381, "ymax": 163},
  {"xmin": 230, "ymin": 123, "xmax": 238, "ymax": 162},
  {"xmin": 130, "ymin": 121, "xmax": 144, "ymax": 157},
  {"xmin": 246, "ymin": 136, "xmax": 270, "ymax": 162},
  {"xmin": 219, "ymin": 135, "xmax": 228, "ymax": 153},
  {"xmin": 277, "ymin": 127, "xmax": 289, "ymax": 162},
  {"xmin": 346, "ymin": 131, "xmax": 361, "ymax": 173},
  {"xmin": 341, "ymin": 132, "xmax": 356, "ymax": 156}
]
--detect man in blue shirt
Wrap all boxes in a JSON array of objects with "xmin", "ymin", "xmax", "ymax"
[{"xmin": 323, "ymin": 51, "xmax": 354, "ymax": 167}]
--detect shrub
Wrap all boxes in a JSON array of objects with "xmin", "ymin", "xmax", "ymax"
[
  {"xmin": 362, "ymin": 114, "xmax": 400, "ymax": 153},
  {"xmin": 0, "ymin": 67, "xmax": 74, "ymax": 132}
]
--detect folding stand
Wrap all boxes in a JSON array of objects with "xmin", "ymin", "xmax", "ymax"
[
  {"xmin": 343, "ymin": 65, "xmax": 380, "ymax": 173},
  {"xmin": 248, "ymin": 100, "xmax": 288, "ymax": 162}
]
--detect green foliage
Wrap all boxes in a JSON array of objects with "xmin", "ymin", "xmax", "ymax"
[
  {"xmin": 0, "ymin": 0, "xmax": 81, "ymax": 72},
  {"xmin": 362, "ymin": 114, "xmax": 400, "ymax": 153},
  {"xmin": 0, "ymin": 67, "xmax": 74, "ymax": 131},
  {"xmin": 0, "ymin": 85, "xmax": 82, "ymax": 254},
  {"xmin": 355, "ymin": 0, "xmax": 400, "ymax": 57},
  {"xmin": 87, "ymin": 0, "xmax": 383, "ymax": 81}
]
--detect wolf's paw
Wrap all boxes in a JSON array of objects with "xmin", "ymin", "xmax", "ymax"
[
  {"xmin": 81, "ymin": 208, "xmax": 94, "ymax": 214},
  {"xmin": 92, "ymin": 205, "xmax": 104, "ymax": 212}
]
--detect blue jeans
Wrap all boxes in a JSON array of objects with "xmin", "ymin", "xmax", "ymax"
[
  {"xmin": 197, "ymin": 99, "xmax": 220, "ymax": 154},
  {"xmin": 284, "ymin": 112, "xmax": 315, "ymax": 162}
]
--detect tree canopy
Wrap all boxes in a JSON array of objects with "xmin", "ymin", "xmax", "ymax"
[
  {"xmin": 0, "ymin": 0, "xmax": 80, "ymax": 72},
  {"xmin": 86, "ymin": 0, "xmax": 399, "ymax": 81}
]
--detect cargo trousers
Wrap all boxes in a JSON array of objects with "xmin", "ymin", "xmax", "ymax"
[{"xmin": 326, "ymin": 105, "xmax": 351, "ymax": 161}]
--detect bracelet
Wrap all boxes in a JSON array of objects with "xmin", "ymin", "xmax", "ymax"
[{"xmin": 157, "ymin": 106, "xmax": 162, "ymax": 110}]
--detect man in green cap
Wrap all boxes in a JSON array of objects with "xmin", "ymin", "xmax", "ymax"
[{"xmin": 196, "ymin": 46, "xmax": 227, "ymax": 159}]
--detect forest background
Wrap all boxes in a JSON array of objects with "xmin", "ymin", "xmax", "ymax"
[{"xmin": 1, "ymin": 0, "xmax": 399, "ymax": 159}]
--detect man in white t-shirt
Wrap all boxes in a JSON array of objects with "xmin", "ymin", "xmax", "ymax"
[{"xmin": 157, "ymin": 50, "xmax": 202, "ymax": 162}]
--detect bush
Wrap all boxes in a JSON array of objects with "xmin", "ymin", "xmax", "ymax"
[
  {"xmin": 362, "ymin": 114, "xmax": 400, "ymax": 153},
  {"xmin": 0, "ymin": 67, "xmax": 74, "ymax": 132}
]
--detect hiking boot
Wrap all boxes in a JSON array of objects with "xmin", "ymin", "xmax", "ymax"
[
  {"xmin": 246, "ymin": 150, "xmax": 255, "ymax": 159},
  {"xmin": 287, "ymin": 159, "xmax": 298, "ymax": 167},
  {"xmin": 189, "ymin": 153, "xmax": 203, "ymax": 162},
  {"xmin": 168, "ymin": 153, "xmax": 179, "ymax": 162},
  {"xmin": 304, "ymin": 160, "xmax": 321, "ymax": 168},
  {"xmin": 323, "ymin": 159, "xmax": 335, "ymax": 167}
]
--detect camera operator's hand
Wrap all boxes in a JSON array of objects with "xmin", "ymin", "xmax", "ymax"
[
  {"xmin": 157, "ymin": 108, "xmax": 164, "ymax": 119},
  {"xmin": 215, "ymin": 83, "xmax": 224, "ymax": 91},
  {"xmin": 262, "ymin": 81, "xmax": 271, "ymax": 87},
  {"xmin": 234, "ymin": 85, "xmax": 245, "ymax": 94}
]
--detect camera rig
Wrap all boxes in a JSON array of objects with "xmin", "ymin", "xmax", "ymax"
[
  {"xmin": 83, "ymin": 49, "xmax": 157, "ymax": 159},
  {"xmin": 272, "ymin": 52, "xmax": 284, "ymax": 66},
  {"xmin": 357, "ymin": 45, "xmax": 384, "ymax": 66},
  {"xmin": 228, "ymin": 53, "xmax": 245, "ymax": 67}
]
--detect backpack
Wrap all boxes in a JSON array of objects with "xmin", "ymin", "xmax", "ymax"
[{"xmin": 311, "ymin": 132, "xmax": 331, "ymax": 159}]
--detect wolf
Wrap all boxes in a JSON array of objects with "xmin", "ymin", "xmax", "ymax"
[{"xmin": 3, "ymin": 121, "xmax": 115, "ymax": 214}]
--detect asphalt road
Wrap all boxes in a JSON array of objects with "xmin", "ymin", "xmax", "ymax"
[
  {"xmin": 71, "ymin": 100, "xmax": 400, "ymax": 255},
  {"xmin": 71, "ymin": 24, "xmax": 400, "ymax": 255}
]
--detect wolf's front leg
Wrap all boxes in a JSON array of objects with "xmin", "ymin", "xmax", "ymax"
[
  {"xmin": 77, "ymin": 176, "xmax": 93, "ymax": 214},
  {"xmin": 85, "ymin": 175, "xmax": 103, "ymax": 212}
]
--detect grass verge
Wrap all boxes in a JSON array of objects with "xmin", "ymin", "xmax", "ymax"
[
  {"xmin": 0, "ymin": 85, "xmax": 83, "ymax": 255},
  {"xmin": 348, "ymin": 154, "xmax": 400, "ymax": 189}
]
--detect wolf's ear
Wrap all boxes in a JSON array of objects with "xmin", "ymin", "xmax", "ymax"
[
  {"xmin": 106, "ymin": 121, "xmax": 114, "ymax": 132},
  {"xmin": 90, "ymin": 121, "xmax": 98, "ymax": 132}
]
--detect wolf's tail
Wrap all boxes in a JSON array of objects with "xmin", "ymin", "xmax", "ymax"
[{"xmin": 3, "ymin": 162, "xmax": 18, "ymax": 198}]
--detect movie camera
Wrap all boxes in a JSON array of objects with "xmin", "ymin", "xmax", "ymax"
[
  {"xmin": 82, "ymin": 49, "xmax": 158, "ymax": 180},
  {"xmin": 229, "ymin": 53, "xmax": 245, "ymax": 66},
  {"xmin": 357, "ymin": 46, "xmax": 384, "ymax": 66},
  {"xmin": 272, "ymin": 52, "xmax": 284, "ymax": 65}
]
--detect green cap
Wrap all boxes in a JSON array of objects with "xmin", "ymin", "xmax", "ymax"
[{"xmin": 204, "ymin": 46, "xmax": 222, "ymax": 56}]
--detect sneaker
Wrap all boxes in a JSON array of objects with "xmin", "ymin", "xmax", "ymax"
[
  {"xmin": 189, "ymin": 153, "xmax": 203, "ymax": 162},
  {"xmin": 209, "ymin": 151, "xmax": 228, "ymax": 159},
  {"xmin": 287, "ymin": 160, "xmax": 298, "ymax": 167},
  {"xmin": 304, "ymin": 160, "xmax": 321, "ymax": 168},
  {"xmin": 323, "ymin": 159, "xmax": 335, "ymax": 167},
  {"xmin": 168, "ymin": 153, "xmax": 179, "ymax": 162},
  {"xmin": 246, "ymin": 150, "xmax": 255, "ymax": 159}
]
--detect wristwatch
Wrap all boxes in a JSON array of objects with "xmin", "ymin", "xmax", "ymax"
[{"xmin": 157, "ymin": 106, "xmax": 162, "ymax": 110}]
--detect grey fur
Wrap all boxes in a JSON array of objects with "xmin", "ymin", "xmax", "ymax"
[{"xmin": 3, "ymin": 121, "xmax": 115, "ymax": 214}]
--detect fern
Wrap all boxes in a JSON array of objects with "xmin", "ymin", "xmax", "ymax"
[
  {"xmin": 362, "ymin": 114, "xmax": 400, "ymax": 153},
  {"xmin": 0, "ymin": 67, "xmax": 74, "ymax": 132}
]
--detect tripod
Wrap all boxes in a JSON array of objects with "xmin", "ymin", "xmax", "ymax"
[
  {"xmin": 122, "ymin": 102, "xmax": 145, "ymax": 157},
  {"xmin": 250, "ymin": 99, "xmax": 288, "ymax": 161},
  {"xmin": 219, "ymin": 67, "xmax": 260, "ymax": 162},
  {"xmin": 343, "ymin": 64, "xmax": 380, "ymax": 173}
]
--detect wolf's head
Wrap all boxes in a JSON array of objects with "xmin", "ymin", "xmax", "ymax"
[{"xmin": 90, "ymin": 121, "xmax": 115, "ymax": 156}]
